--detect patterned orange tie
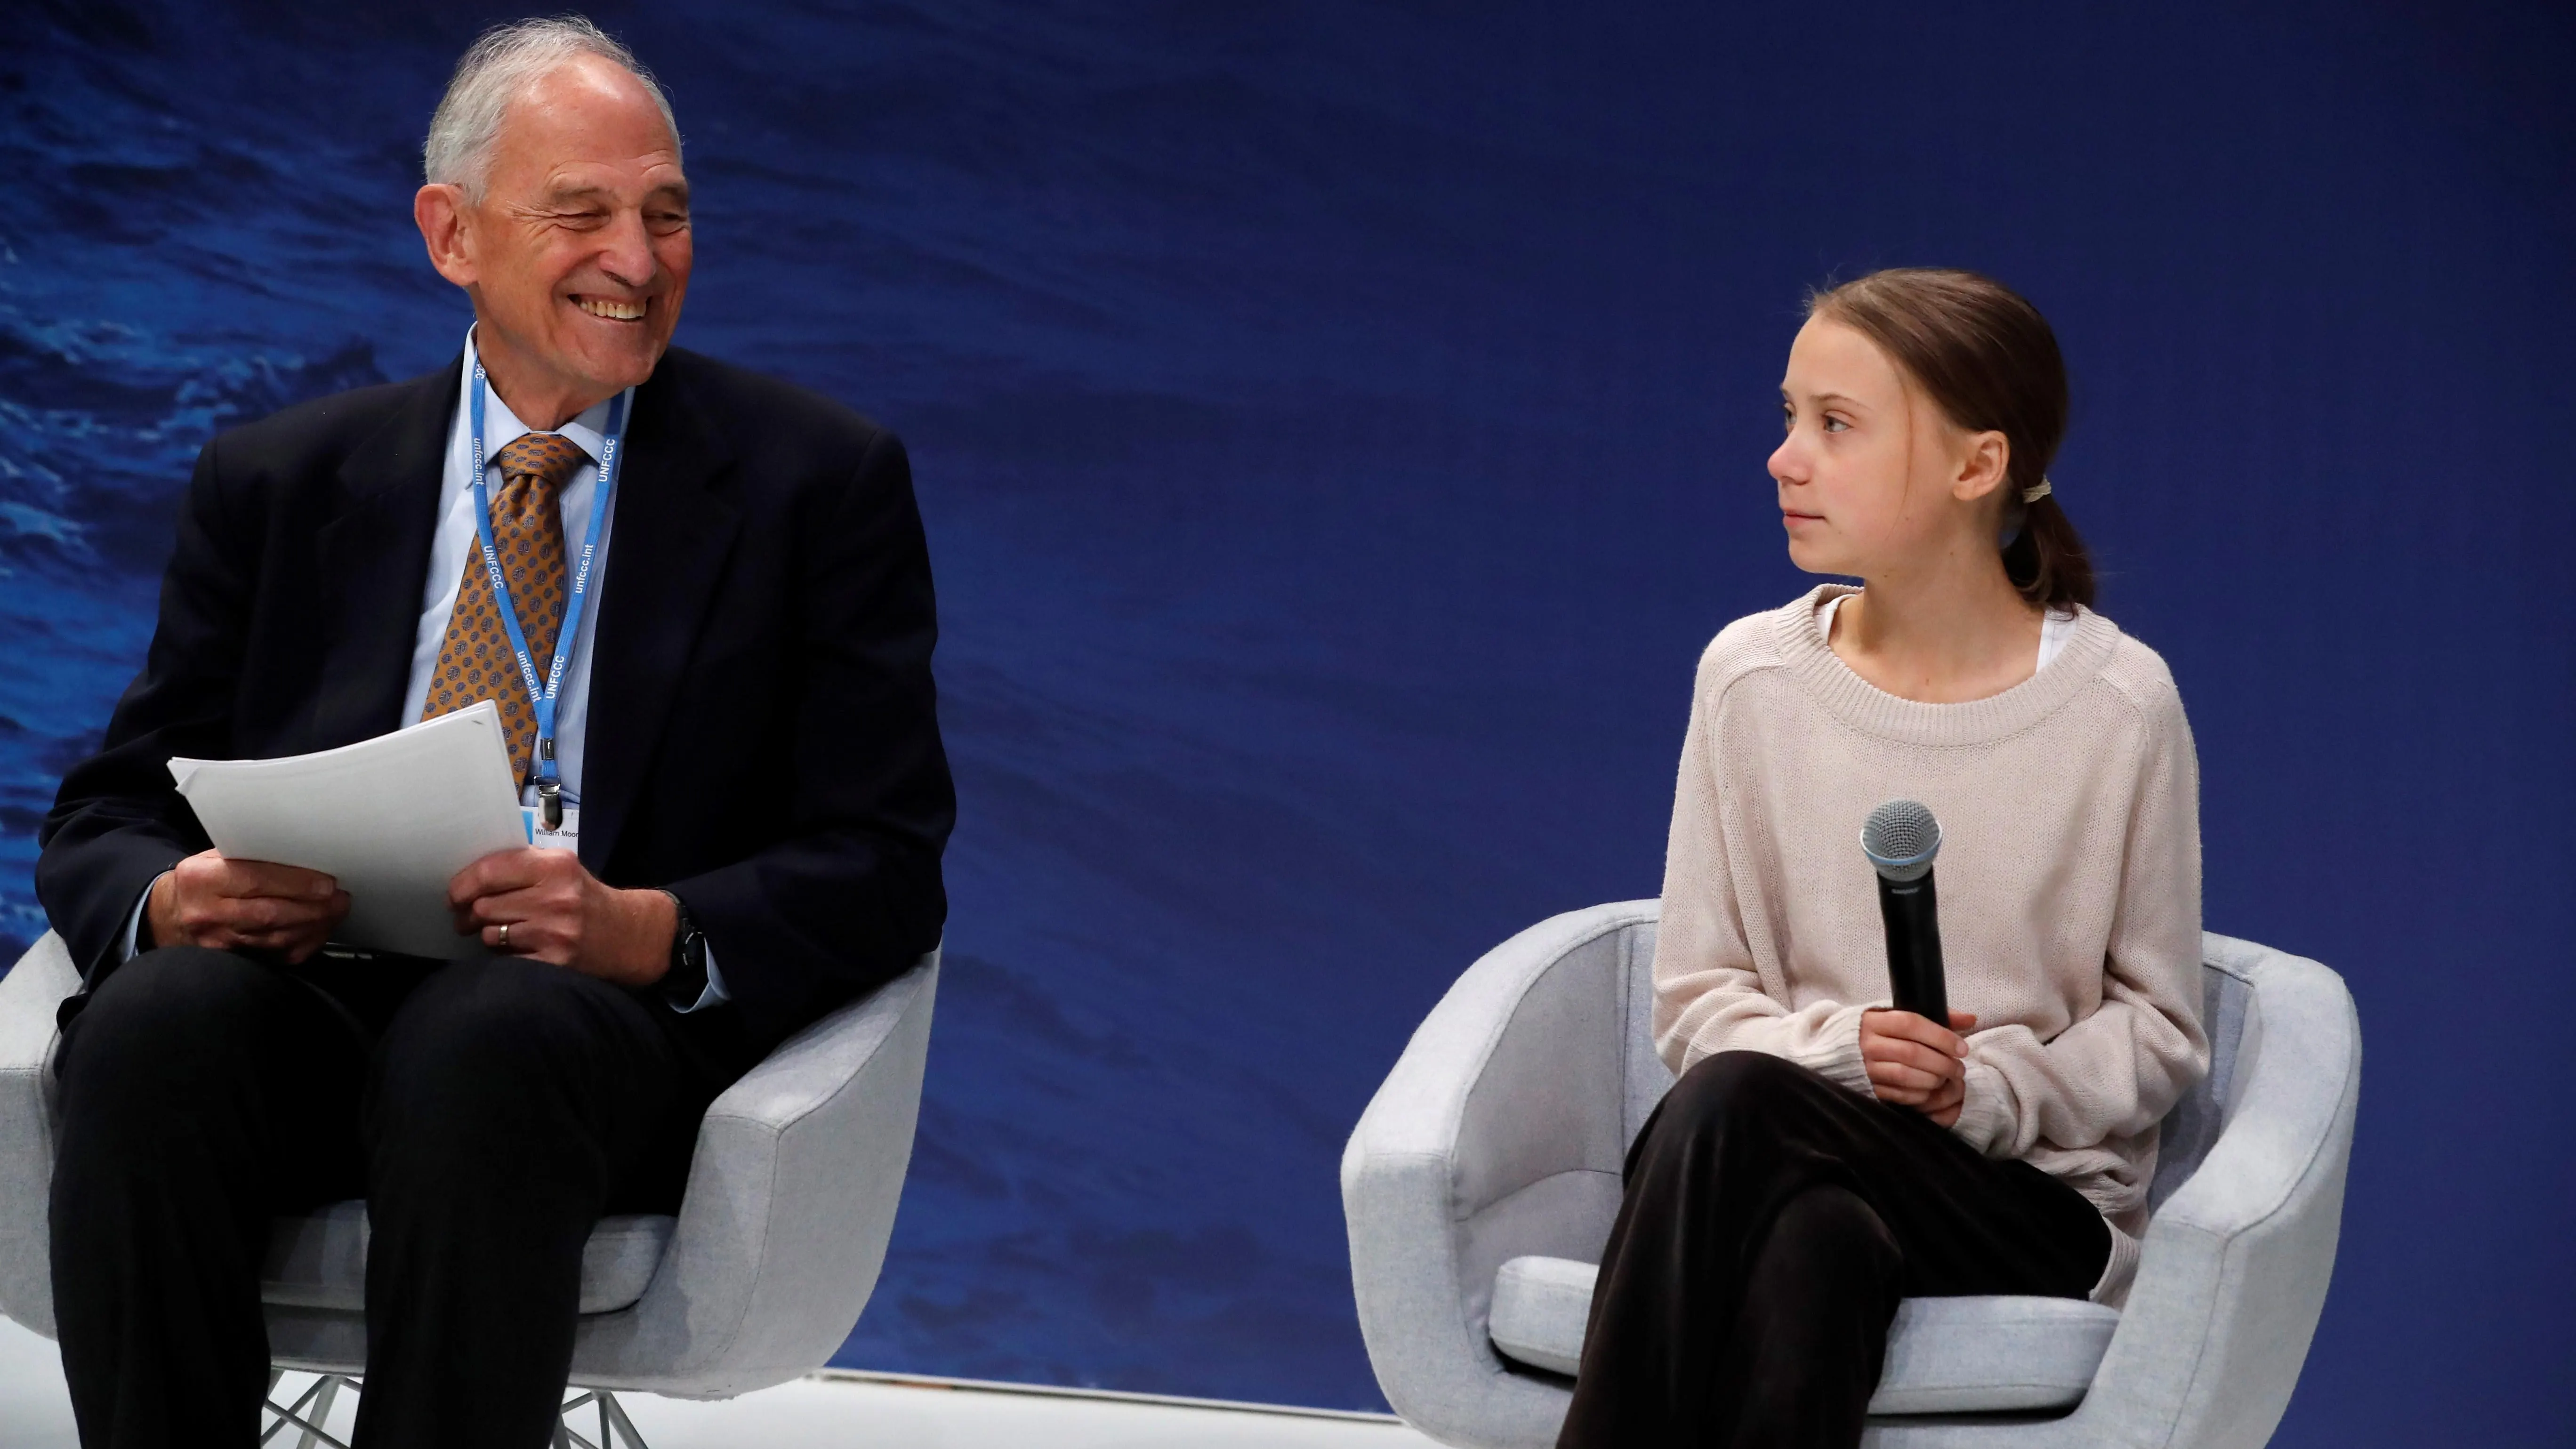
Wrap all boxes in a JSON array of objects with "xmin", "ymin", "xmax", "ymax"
[{"xmin": 419, "ymin": 431, "xmax": 587, "ymax": 787}]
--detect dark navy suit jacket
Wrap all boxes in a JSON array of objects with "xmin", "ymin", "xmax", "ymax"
[{"xmin": 36, "ymin": 346, "xmax": 955, "ymax": 1067}]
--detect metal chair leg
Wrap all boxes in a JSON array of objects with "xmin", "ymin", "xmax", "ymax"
[
  {"xmin": 555, "ymin": 1388, "xmax": 652, "ymax": 1448},
  {"xmin": 260, "ymin": 1373, "xmax": 355, "ymax": 1449},
  {"xmin": 600, "ymin": 1392, "xmax": 647, "ymax": 1447},
  {"xmin": 261, "ymin": 1375, "xmax": 647, "ymax": 1449},
  {"xmin": 301, "ymin": 1377, "xmax": 346, "ymax": 1449}
]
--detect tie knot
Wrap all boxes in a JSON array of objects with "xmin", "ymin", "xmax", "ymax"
[{"xmin": 493, "ymin": 431, "xmax": 588, "ymax": 501}]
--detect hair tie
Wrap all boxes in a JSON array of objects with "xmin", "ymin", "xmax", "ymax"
[{"xmin": 2021, "ymin": 475, "xmax": 2053, "ymax": 504}]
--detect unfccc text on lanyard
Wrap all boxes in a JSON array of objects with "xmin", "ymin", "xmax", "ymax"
[{"xmin": 467, "ymin": 357, "xmax": 628, "ymax": 830}]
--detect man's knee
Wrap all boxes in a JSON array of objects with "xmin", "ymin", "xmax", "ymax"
[
  {"xmin": 366, "ymin": 957, "xmax": 672, "ymax": 1212},
  {"xmin": 369, "ymin": 958, "xmax": 637, "ymax": 1132},
  {"xmin": 57, "ymin": 947, "xmax": 285, "ymax": 1092}
]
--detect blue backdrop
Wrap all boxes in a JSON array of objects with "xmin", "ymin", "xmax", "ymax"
[{"xmin": 3, "ymin": 2, "xmax": 2568, "ymax": 1441}]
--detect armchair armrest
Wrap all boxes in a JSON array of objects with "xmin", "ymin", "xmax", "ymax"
[
  {"xmin": 2062, "ymin": 935, "xmax": 2361, "ymax": 1449},
  {"xmin": 571, "ymin": 950, "xmax": 942, "ymax": 1396},
  {"xmin": 0, "ymin": 934, "xmax": 82, "ymax": 1338},
  {"xmin": 1342, "ymin": 902, "xmax": 1655, "ymax": 1448}
]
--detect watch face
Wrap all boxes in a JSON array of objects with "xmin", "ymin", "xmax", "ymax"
[{"xmin": 661, "ymin": 939, "xmax": 709, "ymax": 1006}]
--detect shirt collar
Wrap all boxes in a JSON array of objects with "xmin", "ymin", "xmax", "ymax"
[{"xmin": 460, "ymin": 325, "xmax": 615, "ymax": 464}]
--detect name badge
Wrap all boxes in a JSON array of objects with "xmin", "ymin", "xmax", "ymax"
[{"xmin": 523, "ymin": 805, "xmax": 580, "ymax": 852}]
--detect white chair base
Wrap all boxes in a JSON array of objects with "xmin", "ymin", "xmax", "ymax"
[{"xmin": 263, "ymin": 1371, "xmax": 653, "ymax": 1449}]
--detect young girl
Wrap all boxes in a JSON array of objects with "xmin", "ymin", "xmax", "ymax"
[{"xmin": 1557, "ymin": 269, "xmax": 2208, "ymax": 1449}]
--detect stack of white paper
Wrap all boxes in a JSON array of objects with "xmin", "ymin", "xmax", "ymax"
[{"xmin": 168, "ymin": 701, "xmax": 529, "ymax": 959}]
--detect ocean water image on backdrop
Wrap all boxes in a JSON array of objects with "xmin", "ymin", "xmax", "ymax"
[{"xmin": 3, "ymin": 3, "xmax": 2569, "ymax": 1441}]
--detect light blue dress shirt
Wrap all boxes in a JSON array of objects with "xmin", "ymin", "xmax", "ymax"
[{"xmin": 123, "ymin": 329, "xmax": 728, "ymax": 1010}]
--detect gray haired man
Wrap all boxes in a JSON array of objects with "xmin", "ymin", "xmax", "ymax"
[{"xmin": 36, "ymin": 16, "xmax": 952, "ymax": 1446}]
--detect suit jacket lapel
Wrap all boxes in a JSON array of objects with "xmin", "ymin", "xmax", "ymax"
[
  {"xmin": 308, "ymin": 357, "xmax": 459, "ymax": 752},
  {"xmin": 580, "ymin": 354, "xmax": 741, "ymax": 873}
]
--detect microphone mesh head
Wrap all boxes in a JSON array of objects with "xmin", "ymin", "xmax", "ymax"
[{"xmin": 1862, "ymin": 799, "xmax": 1942, "ymax": 882}]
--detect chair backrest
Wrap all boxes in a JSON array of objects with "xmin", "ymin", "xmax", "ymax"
[
  {"xmin": 2147, "ymin": 958, "xmax": 2254, "ymax": 1208},
  {"xmin": 1617, "ymin": 919, "xmax": 1671, "ymax": 1148},
  {"xmin": 1615, "ymin": 923, "xmax": 2255, "ymax": 1210}
]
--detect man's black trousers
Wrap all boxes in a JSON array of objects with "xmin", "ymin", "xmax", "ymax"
[
  {"xmin": 1555, "ymin": 1050, "xmax": 2112, "ymax": 1449},
  {"xmin": 48, "ymin": 945, "xmax": 730, "ymax": 1449}
]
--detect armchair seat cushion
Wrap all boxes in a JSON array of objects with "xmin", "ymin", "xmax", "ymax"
[
  {"xmin": 259, "ymin": 1200, "xmax": 672, "ymax": 1317},
  {"xmin": 1489, "ymin": 1255, "xmax": 2121, "ymax": 1414}
]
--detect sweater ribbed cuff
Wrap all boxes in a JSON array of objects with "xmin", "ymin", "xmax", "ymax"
[
  {"xmin": 1950, "ymin": 1058, "xmax": 2011, "ymax": 1156},
  {"xmin": 1798, "ymin": 1005, "xmax": 1875, "ymax": 1098}
]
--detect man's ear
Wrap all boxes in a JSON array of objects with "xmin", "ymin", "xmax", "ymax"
[
  {"xmin": 1952, "ymin": 429, "xmax": 2012, "ymax": 504},
  {"xmin": 416, "ymin": 184, "xmax": 478, "ymax": 289}
]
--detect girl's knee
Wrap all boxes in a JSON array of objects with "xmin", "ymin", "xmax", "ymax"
[{"xmin": 1667, "ymin": 1049, "xmax": 1809, "ymax": 1125}]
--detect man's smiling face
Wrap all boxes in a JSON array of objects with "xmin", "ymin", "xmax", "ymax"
[{"xmin": 419, "ymin": 53, "xmax": 690, "ymax": 425}]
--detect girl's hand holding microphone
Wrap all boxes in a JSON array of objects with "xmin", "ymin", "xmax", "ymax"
[{"xmin": 1861, "ymin": 1008, "xmax": 1979, "ymax": 1126}]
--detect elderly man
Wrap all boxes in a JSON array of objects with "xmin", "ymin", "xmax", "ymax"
[{"xmin": 33, "ymin": 17, "xmax": 952, "ymax": 1447}]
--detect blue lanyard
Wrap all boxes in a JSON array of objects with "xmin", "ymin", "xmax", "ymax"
[{"xmin": 466, "ymin": 356, "xmax": 628, "ymax": 827}]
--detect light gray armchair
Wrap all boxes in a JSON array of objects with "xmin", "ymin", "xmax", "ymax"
[
  {"xmin": 1342, "ymin": 901, "xmax": 2360, "ymax": 1449},
  {"xmin": 0, "ymin": 930, "xmax": 938, "ymax": 1443}
]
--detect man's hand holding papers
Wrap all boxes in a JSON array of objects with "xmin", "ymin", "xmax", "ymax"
[
  {"xmin": 165, "ymin": 701, "xmax": 681, "ymax": 979},
  {"xmin": 447, "ymin": 847, "xmax": 676, "ymax": 987},
  {"xmin": 170, "ymin": 701, "xmax": 527, "ymax": 960},
  {"xmin": 145, "ymin": 852, "xmax": 350, "ymax": 963}
]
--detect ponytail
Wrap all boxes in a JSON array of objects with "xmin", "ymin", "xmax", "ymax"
[{"xmin": 2003, "ymin": 493, "xmax": 2095, "ymax": 611}]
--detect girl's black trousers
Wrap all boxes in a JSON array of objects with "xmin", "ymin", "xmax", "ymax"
[{"xmin": 1556, "ymin": 1050, "xmax": 2111, "ymax": 1449}]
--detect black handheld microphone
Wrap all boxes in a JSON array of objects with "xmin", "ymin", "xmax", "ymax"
[{"xmin": 1862, "ymin": 800, "xmax": 1948, "ymax": 1021}]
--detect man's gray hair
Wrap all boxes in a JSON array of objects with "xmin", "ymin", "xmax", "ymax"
[{"xmin": 423, "ymin": 15, "xmax": 680, "ymax": 201}]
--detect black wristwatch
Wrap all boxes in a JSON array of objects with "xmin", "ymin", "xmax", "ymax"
[{"xmin": 658, "ymin": 890, "xmax": 709, "ymax": 1008}]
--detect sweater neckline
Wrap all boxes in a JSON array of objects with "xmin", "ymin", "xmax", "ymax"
[{"xmin": 1776, "ymin": 584, "xmax": 2121, "ymax": 746}]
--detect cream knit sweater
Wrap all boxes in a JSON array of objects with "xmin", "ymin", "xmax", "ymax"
[{"xmin": 1651, "ymin": 584, "xmax": 2209, "ymax": 1304}]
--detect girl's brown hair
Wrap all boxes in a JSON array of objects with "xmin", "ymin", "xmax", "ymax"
[{"xmin": 1806, "ymin": 268, "xmax": 2095, "ymax": 611}]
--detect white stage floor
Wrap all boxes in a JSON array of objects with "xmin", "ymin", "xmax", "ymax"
[{"xmin": 0, "ymin": 1316, "xmax": 1433, "ymax": 1448}]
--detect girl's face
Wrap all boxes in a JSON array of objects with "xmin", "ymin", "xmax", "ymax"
[{"xmin": 1767, "ymin": 316, "xmax": 2006, "ymax": 580}]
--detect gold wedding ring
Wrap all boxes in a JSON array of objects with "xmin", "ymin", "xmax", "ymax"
[{"xmin": 498, "ymin": 922, "xmax": 510, "ymax": 950}]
